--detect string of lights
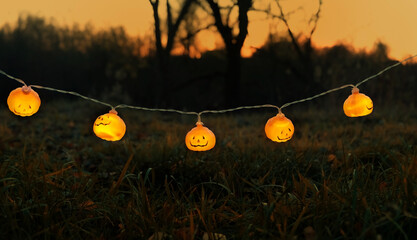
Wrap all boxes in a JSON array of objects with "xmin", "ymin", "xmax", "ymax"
[
  {"xmin": 1, "ymin": 54, "xmax": 416, "ymax": 151},
  {"xmin": 31, "ymin": 85, "xmax": 114, "ymax": 109}
]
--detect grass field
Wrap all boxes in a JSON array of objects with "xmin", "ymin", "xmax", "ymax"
[{"xmin": 0, "ymin": 100, "xmax": 416, "ymax": 239}]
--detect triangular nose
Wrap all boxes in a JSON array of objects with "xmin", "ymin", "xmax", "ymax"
[{"xmin": 197, "ymin": 139, "xmax": 200, "ymax": 143}]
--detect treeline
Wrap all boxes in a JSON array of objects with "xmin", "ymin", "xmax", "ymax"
[{"xmin": 0, "ymin": 15, "xmax": 415, "ymax": 110}]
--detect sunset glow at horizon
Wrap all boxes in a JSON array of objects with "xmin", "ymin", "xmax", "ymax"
[{"xmin": 1, "ymin": 0, "xmax": 416, "ymax": 60}]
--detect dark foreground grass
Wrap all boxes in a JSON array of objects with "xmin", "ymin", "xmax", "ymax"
[{"xmin": 0, "ymin": 100, "xmax": 416, "ymax": 239}]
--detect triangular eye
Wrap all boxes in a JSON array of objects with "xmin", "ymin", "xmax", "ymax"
[
  {"xmin": 193, "ymin": 136, "xmax": 195, "ymax": 139},
  {"xmin": 202, "ymin": 136, "xmax": 205, "ymax": 139},
  {"xmin": 288, "ymin": 128, "xmax": 292, "ymax": 132}
]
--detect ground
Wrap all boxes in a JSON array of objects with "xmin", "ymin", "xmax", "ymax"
[{"xmin": 0, "ymin": 100, "xmax": 416, "ymax": 239}]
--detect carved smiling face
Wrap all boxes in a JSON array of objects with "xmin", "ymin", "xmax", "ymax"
[
  {"xmin": 93, "ymin": 110, "xmax": 126, "ymax": 141},
  {"xmin": 343, "ymin": 88, "xmax": 373, "ymax": 117},
  {"xmin": 265, "ymin": 113, "xmax": 294, "ymax": 142},
  {"xmin": 185, "ymin": 122, "xmax": 216, "ymax": 151},
  {"xmin": 7, "ymin": 86, "xmax": 41, "ymax": 117}
]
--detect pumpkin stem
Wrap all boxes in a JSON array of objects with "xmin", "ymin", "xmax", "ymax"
[
  {"xmin": 352, "ymin": 87, "xmax": 360, "ymax": 94},
  {"xmin": 109, "ymin": 109, "xmax": 118, "ymax": 115},
  {"xmin": 277, "ymin": 112, "xmax": 285, "ymax": 118},
  {"xmin": 21, "ymin": 85, "xmax": 31, "ymax": 94}
]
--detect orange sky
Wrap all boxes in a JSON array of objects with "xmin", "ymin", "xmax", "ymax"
[{"xmin": 1, "ymin": 0, "xmax": 416, "ymax": 60}]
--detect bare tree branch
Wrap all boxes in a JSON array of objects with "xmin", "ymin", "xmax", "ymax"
[
  {"xmin": 275, "ymin": 0, "xmax": 303, "ymax": 59},
  {"xmin": 225, "ymin": 3, "xmax": 238, "ymax": 27},
  {"xmin": 308, "ymin": 0, "xmax": 322, "ymax": 38},
  {"xmin": 179, "ymin": 23, "xmax": 216, "ymax": 42},
  {"xmin": 149, "ymin": 0, "xmax": 163, "ymax": 56},
  {"xmin": 167, "ymin": 0, "xmax": 174, "ymax": 37},
  {"xmin": 206, "ymin": 0, "xmax": 233, "ymax": 48},
  {"xmin": 166, "ymin": 0, "xmax": 194, "ymax": 54},
  {"xmin": 236, "ymin": 0, "xmax": 251, "ymax": 47},
  {"xmin": 250, "ymin": 5, "xmax": 301, "ymax": 21},
  {"xmin": 195, "ymin": 0, "xmax": 212, "ymax": 14}
]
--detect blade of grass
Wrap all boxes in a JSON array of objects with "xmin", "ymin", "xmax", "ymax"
[{"xmin": 109, "ymin": 153, "xmax": 134, "ymax": 195}]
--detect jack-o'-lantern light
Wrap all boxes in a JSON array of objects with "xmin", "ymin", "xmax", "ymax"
[
  {"xmin": 265, "ymin": 112, "xmax": 294, "ymax": 142},
  {"xmin": 185, "ymin": 121, "xmax": 216, "ymax": 151},
  {"xmin": 93, "ymin": 109, "xmax": 126, "ymax": 141},
  {"xmin": 7, "ymin": 86, "xmax": 41, "ymax": 117},
  {"xmin": 343, "ymin": 87, "xmax": 373, "ymax": 117}
]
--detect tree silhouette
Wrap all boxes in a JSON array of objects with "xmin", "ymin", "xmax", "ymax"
[
  {"xmin": 148, "ymin": 0, "xmax": 194, "ymax": 105},
  {"xmin": 255, "ymin": 0, "xmax": 323, "ymax": 94},
  {"xmin": 202, "ymin": 0, "xmax": 252, "ymax": 107},
  {"xmin": 276, "ymin": 0, "xmax": 322, "ymax": 87},
  {"xmin": 1, "ymin": 14, "xmax": 415, "ymax": 110}
]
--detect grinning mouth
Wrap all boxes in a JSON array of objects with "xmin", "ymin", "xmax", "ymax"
[
  {"xmin": 190, "ymin": 141, "xmax": 209, "ymax": 147},
  {"xmin": 277, "ymin": 136, "xmax": 291, "ymax": 141},
  {"xmin": 95, "ymin": 121, "xmax": 111, "ymax": 126},
  {"xmin": 366, "ymin": 105, "xmax": 373, "ymax": 110}
]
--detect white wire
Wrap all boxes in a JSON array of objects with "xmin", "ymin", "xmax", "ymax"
[
  {"xmin": 280, "ymin": 84, "xmax": 355, "ymax": 110},
  {"xmin": 355, "ymin": 54, "xmax": 417, "ymax": 87},
  {"xmin": 30, "ymin": 85, "xmax": 114, "ymax": 109},
  {"xmin": 0, "ymin": 54, "xmax": 416, "ymax": 119},
  {"xmin": 0, "ymin": 70, "xmax": 26, "ymax": 86},
  {"xmin": 114, "ymin": 104, "xmax": 198, "ymax": 117}
]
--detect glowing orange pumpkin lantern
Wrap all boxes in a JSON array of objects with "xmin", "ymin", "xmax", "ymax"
[
  {"xmin": 265, "ymin": 112, "xmax": 294, "ymax": 142},
  {"xmin": 343, "ymin": 87, "xmax": 373, "ymax": 117},
  {"xmin": 93, "ymin": 109, "xmax": 126, "ymax": 141},
  {"xmin": 7, "ymin": 86, "xmax": 41, "ymax": 117},
  {"xmin": 185, "ymin": 121, "xmax": 216, "ymax": 151}
]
